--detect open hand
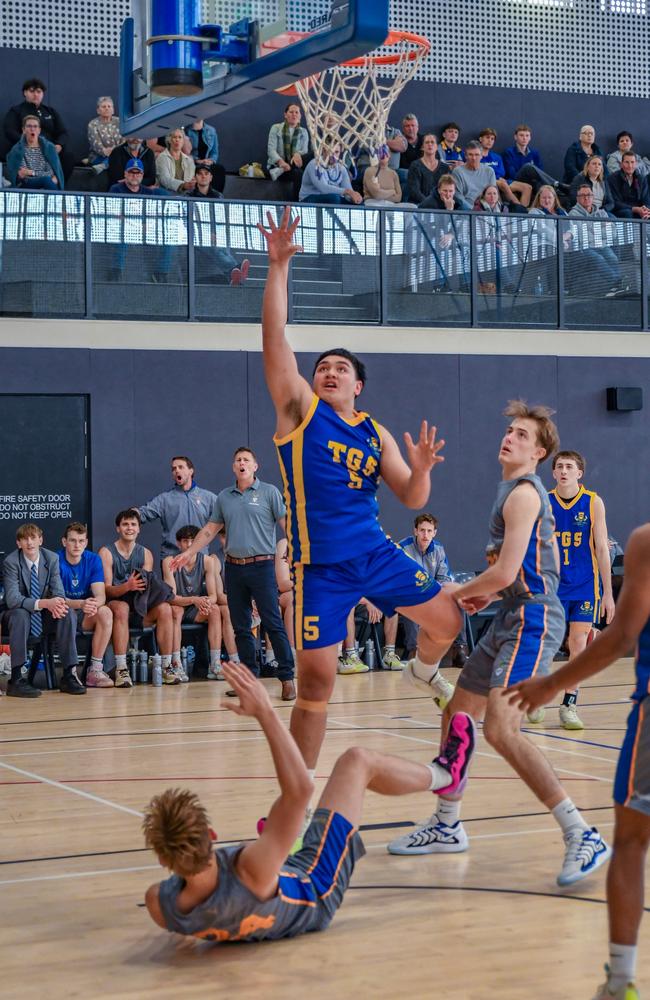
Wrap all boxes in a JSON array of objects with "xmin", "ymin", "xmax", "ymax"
[
  {"xmin": 257, "ymin": 206, "xmax": 303, "ymax": 264},
  {"xmin": 403, "ymin": 420, "xmax": 445, "ymax": 474},
  {"xmin": 168, "ymin": 551, "xmax": 190, "ymax": 573},
  {"xmin": 504, "ymin": 674, "xmax": 556, "ymax": 713},
  {"xmin": 221, "ymin": 662, "xmax": 274, "ymax": 719}
]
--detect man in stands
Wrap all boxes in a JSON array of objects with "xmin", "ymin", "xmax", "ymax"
[
  {"xmin": 452, "ymin": 141, "xmax": 497, "ymax": 208},
  {"xmin": 479, "ymin": 127, "xmax": 531, "ymax": 206},
  {"xmin": 99, "ymin": 509, "xmax": 177, "ymax": 687},
  {"xmin": 606, "ymin": 131, "xmax": 649, "ymax": 178},
  {"xmin": 108, "ymin": 158, "xmax": 160, "ymax": 197},
  {"xmin": 108, "ymin": 135, "xmax": 156, "ymax": 188},
  {"xmin": 439, "ymin": 122, "xmax": 464, "ymax": 169},
  {"xmin": 609, "ymin": 151, "xmax": 650, "ymax": 219},
  {"xmin": 58, "ymin": 521, "xmax": 114, "ymax": 688},
  {"xmin": 138, "ymin": 455, "xmax": 216, "ymax": 561},
  {"xmin": 3, "ymin": 77, "xmax": 75, "ymax": 181},
  {"xmin": 503, "ymin": 124, "xmax": 561, "ymax": 198}
]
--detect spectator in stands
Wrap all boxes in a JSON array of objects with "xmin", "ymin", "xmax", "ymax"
[
  {"xmin": 567, "ymin": 182, "xmax": 622, "ymax": 295},
  {"xmin": 503, "ymin": 124, "xmax": 561, "ymax": 197},
  {"xmin": 568, "ymin": 155, "xmax": 614, "ymax": 214},
  {"xmin": 108, "ymin": 135, "xmax": 156, "ymax": 188},
  {"xmin": 399, "ymin": 113, "xmax": 424, "ymax": 172},
  {"xmin": 3, "ymin": 77, "xmax": 74, "ymax": 181},
  {"xmin": 609, "ymin": 151, "xmax": 650, "ymax": 219},
  {"xmin": 58, "ymin": 521, "xmax": 113, "ymax": 688},
  {"xmin": 479, "ymin": 127, "xmax": 532, "ymax": 206},
  {"xmin": 266, "ymin": 103, "xmax": 309, "ymax": 200},
  {"xmin": 3, "ymin": 523, "xmax": 83, "ymax": 698},
  {"xmin": 185, "ymin": 118, "xmax": 225, "ymax": 193},
  {"xmin": 189, "ymin": 164, "xmax": 250, "ymax": 284},
  {"xmin": 439, "ymin": 122, "xmax": 464, "ymax": 168},
  {"xmin": 607, "ymin": 130, "xmax": 649, "ymax": 178},
  {"xmin": 139, "ymin": 455, "xmax": 217, "ymax": 560},
  {"xmin": 530, "ymin": 184, "xmax": 568, "ymax": 217},
  {"xmin": 473, "ymin": 185, "xmax": 524, "ymax": 294},
  {"xmin": 99, "ymin": 509, "xmax": 177, "ymax": 688},
  {"xmin": 190, "ymin": 163, "xmax": 223, "ymax": 200},
  {"xmin": 420, "ymin": 172, "xmax": 465, "ymax": 212},
  {"xmin": 474, "ymin": 183, "xmax": 526, "ymax": 215},
  {"xmin": 453, "ymin": 141, "xmax": 496, "ymax": 208},
  {"xmin": 163, "ymin": 525, "xmax": 224, "ymax": 681},
  {"xmin": 563, "ymin": 124, "xmax": 604, "ymax": 183},
  {"xmin": 407, "ymin": 133, "xmax": 446, "ymax": 205},
  {"xmin": 299, "ymin": 138, "xmax": 362, "ymax": 204},
  {"xmin": 87, "ymin": 96, "xmax": 123, "ymax": 172},
  {"xmin": 363, "ymin": 145, "xmax": 402, "ymax": 205},
  {"xmin": 156, "ymin": 128, "xmax": 196, "ymax": 194},
  {"xmin": 6, "ymin": 115, "xmax": 64, "ymax": 190},
  {"xmin": 109, "ymin": 158, "xmax": 162, "ymax": 196}
]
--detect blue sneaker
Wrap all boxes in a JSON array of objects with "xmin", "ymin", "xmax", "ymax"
[{"xmin": 557, "ymin": 827, "xmax": 612, "ymax": 886}]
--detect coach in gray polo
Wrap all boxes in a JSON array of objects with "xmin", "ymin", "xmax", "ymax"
[{"xmin": 170, "ymin": 446, "xmax": 295, "ymax": 699}]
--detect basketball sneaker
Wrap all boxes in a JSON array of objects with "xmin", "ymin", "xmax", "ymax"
[
  {"xmin": 382, "ymin": 650, "xmax": 404, "ymax": 670},
  {"xmin": 592, "ymin": 968, "xmax": 640, "ymax": 999},
  {"xmin": 526, "ymin": 707, "xmax": 546, "ymax": 725},
  {"xmin": 163, "ymin": 665, "xmax": 181, "ymax": 685},
  {"xmin": 557, "ymin": 826, "xmax": 612, "ymax": 886},
  {"xmin": 387, "ymin": 816, "xmax": 468, "ymax": 855},
  {"xmin": 114, "ymin": 666, "xmax": 133, "ymax": 688},
  {"xmin": 559, "ymin": 703, "xmax": 585, "ymax": 730},
  {"xmin": 86, "ymin": 667, "xmax": 114, "ymax": 688},
  {"xmin": 404, "ymin": 660, "xmax": 454, "ymax": 709},
  {"xmin": 338, "ymin": 650, "xmax": 369, "ymax": 674},
  {"xmin": 207, "ymin": 664, "xmax": 225, "ymax": 680},
  {"xmin": 434, "ymin": 712, "xmax": 476, "ymax": 797}
]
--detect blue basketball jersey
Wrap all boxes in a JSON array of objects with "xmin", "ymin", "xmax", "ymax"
[
  {"xmin": 633, "ymin": 616, "xmax": 650, "ymax": 702},
  {"xmin": 274, "ymin": 394, "xmax": 386, "ymax": 565},
  {"xmin": 549, "ymin": 486, "xmax": 600, "ymax": 602}
]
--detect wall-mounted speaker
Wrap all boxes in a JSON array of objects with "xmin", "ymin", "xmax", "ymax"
[{"xmin": 606, "ymin": 387, "xmax": 643, "ymax": 412}]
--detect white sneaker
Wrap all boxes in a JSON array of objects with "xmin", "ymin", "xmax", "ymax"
[
  {"xmin": 114, "ymin": 666, "xmax": 133, "ymax": 688},
  {"xmin": 404, "ymin": 660, "xmax": 454, "ymax": 709},
  {"xmin": 387, "ymin": 817, "xmax": 468, "ymax": 855},
  {"xmin": 207, "ymin": 664, "xmax": 225, "ymax": 680},
  {"xmin": 592, "ymin": 967, "xmax": 640, "ymax": 999},
  {"xmin": 559, "ymin": 703, "xmax": 584, "ymax": 730},
  {"xmin": 526, "ymin": 707, "xmax": 546, "ymax": 725},
  {"xmin": 382, "ymin": 650, "xmax": 404, "ymax": 670},
  {"xmin": 557, "ymin": 826, "xmax": 612, "ymax": 886}
]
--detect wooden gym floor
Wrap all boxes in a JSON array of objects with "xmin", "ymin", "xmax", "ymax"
[{"xmin": 1, "ymin": 660, "xmax": 647, "ymax": 1000}]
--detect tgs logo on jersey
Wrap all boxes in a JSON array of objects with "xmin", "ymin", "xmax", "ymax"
[
  {"xmin": 580, "ymin": 600, "xmax": 593, "ymax": 613},
  {"xmin": 366, "ymin": 435, "xmax": 381, "ymax": 455},
  {"xmin": 574, "ymin": 512, "xmax": 588, "ymax": 524}
]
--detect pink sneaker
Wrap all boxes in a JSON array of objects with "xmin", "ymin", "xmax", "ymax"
[
  {"xmin": 86, "ymin": 667, "xmax": 114, "ymax": 688},
  {"xmin": 433, "ymin": 712, "xmax": 476, "ymax": 796}
]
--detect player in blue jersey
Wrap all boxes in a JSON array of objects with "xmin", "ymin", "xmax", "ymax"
[
  {"xmin": 388, "ymin": 402, "xmax": 611, "ymax": 885},
  {"xmin": 547, "ymin": 450, "xmax": 615, "ymax": 730},
  {"xmin": 509, "ymin": 524, "xmax": 650, "ymax": 1000},
  {"xmin": 255, "ymin": 207, "xmax": 462, "ymax": 777}
]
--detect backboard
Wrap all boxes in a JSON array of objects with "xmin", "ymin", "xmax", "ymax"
[{"xmin": 119, "ymin": 0, "xmax": 390, "ymax": 139}]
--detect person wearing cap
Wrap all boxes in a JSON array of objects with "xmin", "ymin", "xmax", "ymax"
[
  {"xmin": 108, "ymin": 160, "xmax": 172, "ymax": 282},
  {"xmin": 190, "ymin": 164, "xmax": 250, "ymax": 285},
  {"xmin": 6, "ymin": 115, "xmax": 64, "ymax": 190},
  {"xmin": 109, "ymin": 158, "xmax": 161, "ymax": 196},
  {"xmin": 108, "ymin": 135, "xmax": 156, "ymax": 187},
  {"xmin": 3, "ymin": 77, "xmax": 75, "ymax": 181}
]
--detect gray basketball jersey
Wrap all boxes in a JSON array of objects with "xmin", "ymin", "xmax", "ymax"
[
  {"xmin": 174, "ymin": 553, "xmax": 207, "ymax": 598},
  {"xmin": 107, "ymin": 541, "xmax": 145, "ymax": 585},
  {"xmin": 158, "ymin": 843, "xmax": 334, "ymax": 942},
  {"xmin": 487, "ymin": 473, "xmax": 559, "ymax": 602}
]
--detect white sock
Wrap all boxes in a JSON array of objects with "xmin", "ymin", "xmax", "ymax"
[
  {"xmin": 172, "ymin": 650, "xmax": 181, "ymax": 664},
  {"xmin": 230, "ymin": 652, "xmax": 240, "ymax": 663},
  {"xmin": 425, "ymin": 762, "xmax": 455, "ymax": 790},
  {"xmin": 384, "ymin": 644, "xmax": 395, "ymax": 654},
  {"xmin": 551, "ymin": 797, "xmax": 589, "ymax": 837},
  {"xmin": 608, "ymin": 943, "xmax": 637, "ymax": 991},
  {"xmin": 436, "ymin": 797, "xmax": 462, "ymax": 826},
  {"xmin": 209, "ymin": 650, "xmax": 220, "ymax": 668},
  {"xmin": 90, "ymin": 657, "xmax": 103, "ymax": 671},
  {"xmin": 115, "ymin": 654, "xmax": 126, "ymax": 668},
  {"xmin": 162, "ymin": 654, "xmax": 172, "ymax": 669},
  {"xmin": 412, "ymin": 653, "xmax": 440, "ymax": 684}
]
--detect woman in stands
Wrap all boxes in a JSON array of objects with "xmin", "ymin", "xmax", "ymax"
[
  {"xmin": 563, "ymin": 124, "xmax": 604, "ymax": 183},
  {"xmin": 569, "ymin": 155, "xmax": 615, "ymax": 214},
  {"xmin": 87, "ymin": 96, "xmax": 123, "ymax": 172},
  {"xmin": 406, "ymin": 133, "xmax": 446, "ymax": 205},
  {"xmin": 529, "ymin": 185, "xmax": 572, "ymax": 293},
  {"xmin": 363, "ymin": 145, "xmax": 402, "ymax": 205},
  {"xmin": 156, "ymin": 128, "xmax": 197, "ymax": 194},
  {"xmin": 298, "ymin": 137, "xmax": 362, "ymax": 205}
]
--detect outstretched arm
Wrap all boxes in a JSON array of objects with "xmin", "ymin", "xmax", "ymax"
[
  {"xmin": 257, "ymin": 207, "xmax": 313, "ymax": 437},
  {"xmin": 223, "ymin": 664, "xmax": 313, "ymax": 899},
  {"xmin": 508, "ymin": 523, "xmax": 650, "ymax": 712},
  {"xmin": 592, "ymin": 495, "xmax": 615, "ymax": 623},
  {"xmin": 379, "ymin": 421, "xmax": 445, "ymax": 509}
]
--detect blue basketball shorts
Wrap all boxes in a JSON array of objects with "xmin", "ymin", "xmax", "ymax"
[
  {"xmin": 614, "ymin": 696, "xmax": 650, "ymax": 816},
  {"xmin": 560, "ymin": 596, "xmax": 600, "ymax": 625},
  {"xmin": 293, "ymin": 536, "xmax": 442, "ymax": 650}
]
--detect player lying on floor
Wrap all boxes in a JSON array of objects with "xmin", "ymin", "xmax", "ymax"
[{"xmin": 142, "ymin": 662, "xmax": 475, "ymax": 942}]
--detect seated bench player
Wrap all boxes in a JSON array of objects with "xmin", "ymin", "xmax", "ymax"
[
  {"xmin": 99, "ymin": 508, "xmax": 176, "ymax": 687},
  {"xmin": 142, "ymin": 662, "xmax": 476, "ymax": 942},
  {"xmin": 58, "ymin": 521, "xmax": 114, "ymax": 687},
  {"xmin": 163, "ymin": 524, "xmax": 225, "ymax": 681}
]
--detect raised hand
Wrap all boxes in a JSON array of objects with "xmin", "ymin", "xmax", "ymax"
[
  {"xmin": 403, "ymin": 421, "xmax": 445, "ymax": 475},
  {"xmin": 220, "ymin": 662, "xmax": 274, "ymax": 718},
  {"xmin": 257, "ymin": 206, "xmax": 303, "ymax": 264}
]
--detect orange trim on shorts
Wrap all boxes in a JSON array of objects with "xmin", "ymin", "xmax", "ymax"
[
  {"xmin": 625, "ymin": 700, "xmax": 646, "ymax": 807},
  {"xmin": 529, "ymin": 603, "xmax": 548, "ymax": 679},
  {"xmin": 320, "ymin": 828, "xmax": 356, "ymax": 900},
  {"xmin": 502, "ymin": 604, "xmax": 525, "ymax": 687},
  {"xmin": 306, "ymin": 811, "xmax": 333, "ymax": 874}
]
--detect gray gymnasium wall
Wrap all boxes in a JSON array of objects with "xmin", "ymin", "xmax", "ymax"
[{"xmin": 1, "ymin": 345, "xmax": 647, "ymax": 571}]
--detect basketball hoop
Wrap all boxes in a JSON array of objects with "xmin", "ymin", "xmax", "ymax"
[{"xmin": 262, "ymin": 29, "xmax": 430, "ymax": 167}]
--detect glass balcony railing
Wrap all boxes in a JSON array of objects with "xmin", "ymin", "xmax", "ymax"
[{"xmin": 1, "ymin": 190, "xmax": 647, "ymax": 330}]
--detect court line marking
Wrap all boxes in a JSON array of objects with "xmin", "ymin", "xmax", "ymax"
[
  {"xmin": 0, "ymin": 732, "xmax": 269, "ymax": 760},
  {"xmin": 0, "ymin": 760, "xmax": 143, "ymax": 817}
]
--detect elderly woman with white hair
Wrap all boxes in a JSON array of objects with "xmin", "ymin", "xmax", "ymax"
[
  {"xmin": 87, "ymin": 96, "xmax": 124, "ymax": 170},
  {"xmin": 563, "ymin": 124, "xmax": 604, "ymax": 183},
  {"xmin": 156, "ymin": 128, "xmax": 197, "ymax": 193}
]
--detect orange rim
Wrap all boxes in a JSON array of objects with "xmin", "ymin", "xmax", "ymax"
[{"xmin": 262, "ymin": 27, "xmax": 430, "ymax": 66}]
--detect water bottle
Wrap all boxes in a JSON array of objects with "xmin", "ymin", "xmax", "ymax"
[
  {"xmin": 364, "ymin": 639, "xmax": 376, "ymax": 670},
  {"xmin": 181, "ymin": 646, "xmax": 188, "ymax": 675},
  {"xmin": 186, "ymin": 645, "xmax": 196, "ymax": 668},
  {"xmin": 138, "ymin": 650, "xmax": 148, "ymax": 685},
  {"xmin": 152, "ymin": 653, "xmax": 162, "ymax": 687},
  {"xmin": 534, "ymin": 274, "xmax": 544, "ymax": 297},
  {"xmin": 128, "ymin": 647, "xmax": 138, "ymax": 684}
]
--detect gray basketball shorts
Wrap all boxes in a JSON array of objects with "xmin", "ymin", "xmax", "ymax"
[
  {"xmin": 458, "ymin": 599, "xmax": 565, "ymax": 698},
  {"xmin": 614, "ymin": 696, "xmax": 650, "ymax": 816},
  {"xmin": 182, "ymin": 605, "xmax": 199, "ymax": 624}
]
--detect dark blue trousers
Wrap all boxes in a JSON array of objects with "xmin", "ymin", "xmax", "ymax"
[{"xmin": 224, "ymin": 560, "xmax": 294, "ymax": 680}]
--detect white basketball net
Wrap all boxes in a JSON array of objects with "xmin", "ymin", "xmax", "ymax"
[{"xmin": 293, "ymin": 33, "xmax": 430, "ymax": 169}]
